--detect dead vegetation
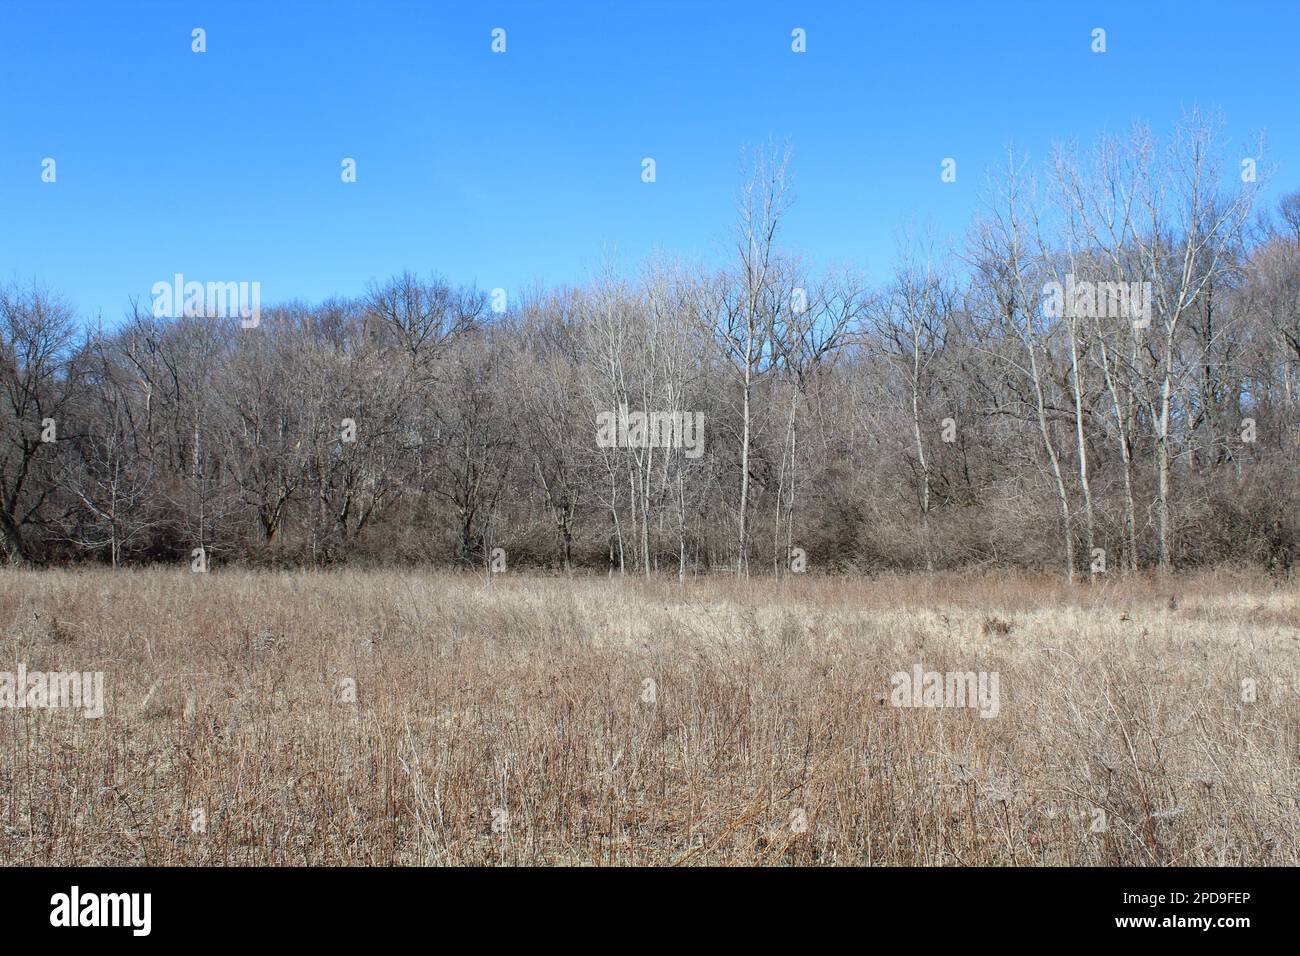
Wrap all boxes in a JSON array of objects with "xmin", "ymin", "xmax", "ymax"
[{"xmin": 0, "ymin": 568, "xmax": 1296, "ymax": 865}]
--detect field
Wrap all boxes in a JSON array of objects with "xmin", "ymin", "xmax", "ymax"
[{"xmin": 0, "ymin": 568, "xmax": 1296, "ymax": 866}]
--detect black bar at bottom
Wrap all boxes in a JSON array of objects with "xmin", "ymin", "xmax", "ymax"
[{"xmin": 0, "ymin": 866, "xmax": 1281, "ymax": 943}]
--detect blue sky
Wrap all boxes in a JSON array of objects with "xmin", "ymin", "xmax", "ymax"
[{"xmin": 1, "ymin": 0, "xmax": 1297, "ymax": 324}]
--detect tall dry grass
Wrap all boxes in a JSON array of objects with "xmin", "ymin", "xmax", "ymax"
[{"xmin": 0, "ymin": 568, "xmax": 1295, "ymax": 865}]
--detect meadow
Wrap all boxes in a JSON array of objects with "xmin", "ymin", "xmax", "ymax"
[{"xmin": 0, "ymin": 568, "xmax": 1295, "ymax": 865}]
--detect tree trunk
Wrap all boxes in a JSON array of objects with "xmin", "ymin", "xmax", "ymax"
[
  {"xmin": 1068, "ymin": 319, "xmax": 1096, "ymax": 574},
  {"xmin": 737, "ymin": 341, "xmax": 753, "ymax": 578}
]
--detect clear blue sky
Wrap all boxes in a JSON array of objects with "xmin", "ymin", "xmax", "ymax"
[{"xmin": 1, "ymin": 0, "xmax": 1297, "ymax": 324}]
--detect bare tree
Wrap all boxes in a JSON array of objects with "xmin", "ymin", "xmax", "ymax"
[
  {"xmin": 707, "ymin": 142, "xmax": 793, "ymax": 576},
  {"xmin": 973, "ymin": 153, "xmax": 1077, "ymax": 581},
  {"xmin": 0, "ymin": 282, "xmax": 79, "ymax": 564}
]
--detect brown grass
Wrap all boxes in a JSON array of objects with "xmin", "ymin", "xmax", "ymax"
[{"xmin": 0, "ymin": 567, "xmax": 1296, "ymax": 865}]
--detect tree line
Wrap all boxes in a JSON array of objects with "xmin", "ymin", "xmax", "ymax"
[{"xmin": 3, "ymin": 115, "xmax": 1297, "ymax": 577}]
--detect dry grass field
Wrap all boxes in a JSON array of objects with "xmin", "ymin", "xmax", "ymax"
[{"xmin": 0, "ymin": 567, "xmax": 1296, "ymax": 866}]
